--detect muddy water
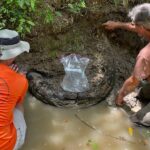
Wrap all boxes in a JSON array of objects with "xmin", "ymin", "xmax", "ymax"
[{"xmin": 21, "ymin": 93, "xmax": 150, "ymax": 150}]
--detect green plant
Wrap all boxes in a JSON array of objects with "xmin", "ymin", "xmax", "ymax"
[
  {"xmin": 142, "ymin": 130, "xmax": 150, "ymax": 138},
  {"xmin": 68, "ymin": 0, "xmax": 86, "ymax": 13},
  {"xmin": 41, "ymin": 6, "xmax": 62, "ymax": 24},
  {"xmin": 42, "ymin": 6, "xmax": 54, "ymax": 24},
  {"xmin": 0, "ymin": 0, "xmax": 36, "ymax": 36},
  {"xmin": 114, "ymin": 0, "xmax": 129, "ymax": 8},
  {"xmin": 87, "ymin": 140, "xmax": 99, "ymax": 150},
  {"xmin": 49, "ymin": 49, "xmax": 58, "ymax": 59}
]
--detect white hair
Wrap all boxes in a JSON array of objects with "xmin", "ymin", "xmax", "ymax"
[{"xmin": 128, "ymin": 3, "xmax": 150, "ymax": 29}]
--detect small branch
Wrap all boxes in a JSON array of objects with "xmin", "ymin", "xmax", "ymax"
[{"xmin": 75, "ymin": 113, "xmax": 146, "ymax": 146}]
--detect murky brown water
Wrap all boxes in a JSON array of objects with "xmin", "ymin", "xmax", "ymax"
[{"xmin": 21, "ymin": 93, "xmax": 150, "ymax": 150}]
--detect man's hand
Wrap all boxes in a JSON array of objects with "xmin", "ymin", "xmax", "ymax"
[
  {"xmin": 19, "ymin": 68, "xmax": 27, "ymax": 76},
  {"xmin": 9, "ymin": 64, "xmax": 27, "ymax": 76},
  {"xmin": 102, "ymin": 21, "xmax": 120, "ymax": 30},
  {"xmin": 115, "ymin": 92, "xmax": 125, "ymax": 106},
  {"xmin": 9, "ymin": 64, "xmax": 19, "ymax": 72}
]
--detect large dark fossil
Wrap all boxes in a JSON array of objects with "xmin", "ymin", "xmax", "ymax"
[{"xmin": 27, "ymin": 51, "xmax": 116, "ymax": 108}]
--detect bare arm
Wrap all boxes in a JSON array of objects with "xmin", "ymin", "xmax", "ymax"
[
  {"xmin": 116, "ymin": 75, "xmax": 140, "ymax": 106},
  {"xmin": 102, "ymin": 21, "xmax": 150, "ymax": 40},
  {"xmin": 102, "ymin": 21, "xmax": 137, "ymax": 32}
]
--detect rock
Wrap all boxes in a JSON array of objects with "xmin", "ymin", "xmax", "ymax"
[
  {"xmin": 125, "ymin": 84, "xmax": 150, "ymax": 127},
  {"xmin": 124, "ymin": 89, "xmax": 142, "ymax": 113},
  {"xmin": 130, "ymin": 103, "xmax": 150, "ymax": 127}
]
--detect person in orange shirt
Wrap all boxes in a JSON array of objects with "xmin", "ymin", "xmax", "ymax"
[
  {"xmin": 102, "ymin": 3, "xmax": 150, "ymax": 107},
  {"xmin": 0, "ymin": 29, "xmax": 30, "ymax": 150}
]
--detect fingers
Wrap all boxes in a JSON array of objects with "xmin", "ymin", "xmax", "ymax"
[
  {"xmin": 102, "ymin": 21, "xmax": 110, "ymax": 27},
  {"xmin": 102, "ymin": 21, "xmax": 116, "ymax": 30},
  {"xmin": 115, "ymin": 93, "xmax": 125, "ymax": 106},
  {"xmin": 102, "ymin": 21, "xmax": 114, "ymax": 25},
  {"xmin": 9, "ymin": 64, "xmax": 19, "ymax": 72},
  {"xmin": 9, "ymin": 64, "xmax": 27, "ymax": 76},
  {"xmin": 116, "ymin": 100, "xmax": 124, "ymax": 106},
  {"xmin": 102, "ymin": 22, "xmax": 108, "ymax": 26},
  {"xmin": 19, "ymin": 70, "xmax": 27, "ymax": 76}
]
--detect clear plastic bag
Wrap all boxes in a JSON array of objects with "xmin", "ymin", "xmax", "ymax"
[{"xmin": 61, "ymin": 54, "xmax": 90, "ymax": 93}]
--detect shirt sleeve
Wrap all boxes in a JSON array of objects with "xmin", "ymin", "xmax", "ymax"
[{"xmin": 17, "ymin": 77, "xmax": 28, "ymax": 104}]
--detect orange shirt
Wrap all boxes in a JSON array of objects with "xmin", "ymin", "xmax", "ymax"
[{"xmin": 0, "ymin": 64, "xmax": 28, "ymax": 150}]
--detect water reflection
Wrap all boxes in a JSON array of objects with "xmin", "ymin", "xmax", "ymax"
[{"xmin": 21, "ymin": 93, "xmax": 150, "ymax": 150}]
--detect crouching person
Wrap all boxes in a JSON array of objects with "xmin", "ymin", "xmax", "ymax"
[
  {"xmin": 102, "ymin": 3, "xmax": 150, "ymax": 126},
  {"xmin": 0, "ymin": 29, "xmax": 30, "ymax": 150}
]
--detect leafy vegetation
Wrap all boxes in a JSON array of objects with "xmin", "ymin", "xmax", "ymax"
[
  {"xmin": 0, "ymin": 0, "xmax": 86, "ymax": 36},
  {"xmin": 41, "ymin": 7, "xmax": 62, "ymax": 24},
  {"xmin": 0, "ymin": 0, "xmax": 134, "ymax": 36},
  {"xmin": 87, "ymin": 140, "xmax": 99, "ymax": 150},
  {"xmin": 41, "ymin": 0, "xmax": 86, "ymax": 24},
  {"xmin": 67, "ymin": 0, "xmax": 86, "ymax": 13},
  {"xmin": 0, "ymin": 0, "xmax": 36, "ymax": 36}
]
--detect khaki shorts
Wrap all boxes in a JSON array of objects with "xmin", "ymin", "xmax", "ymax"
[{"xmin": 13, "ymin": 108, "xmax": 27, "ymax": 150}]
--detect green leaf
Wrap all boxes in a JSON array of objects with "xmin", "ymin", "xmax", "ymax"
[
  {"xmin": 31, "ymin": 0, "xmax": 36, "ymax": 10},
  {"xmin": 19, "ymin": 18, "xmax": 25, "ymax": 23},
  {"xmin": 80, "ymin": 1, "xmax": 86, "ymax": 8},
  {"xmin": 91, "ymin": 143, "xmax": 99, "ymax": 150},
  {"xmin": 68, "ymin": 3, "xmax": 74, "ymax": 9},
  {"xmin": 55, "ymin": 11, "xmax": 62, "ymax": 17},
  {"xmin": 87, "ymin": 140, "xmax": 99, "ymax": 150},
  {"xmin": 44, "ymin": 9, "xmax": 54, "ymax": 23},
  {"xmin": 17, "ymin": 0, "xmax": 25, "ymax": 8},
  {"xmin": 10, "ymin": 18, "xmax": 16, "ymax": 22},
  {"xmin": 25, "ymin": 27, "xmax": 31, "ymax": 33},
  {"xmin": 27, "ymin": 20, "xmax": 35, "ymax": 26}
]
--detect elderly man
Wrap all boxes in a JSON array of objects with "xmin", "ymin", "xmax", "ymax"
[
  {"xmin": 103, "ymin": 3, "xmax": 150, "ymax": 107},
  {"xmin": 0, "ymin": 29, "xmax": 30, "ymax": 150},
  {"xmin": 103, "ymin": 3, "xmax": 150, "ymax": 126}
]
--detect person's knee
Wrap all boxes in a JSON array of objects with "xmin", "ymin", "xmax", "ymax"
[{"xmin": 136, "ymin": 80, "xmax": 150, "ymax": 105}]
